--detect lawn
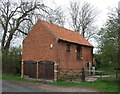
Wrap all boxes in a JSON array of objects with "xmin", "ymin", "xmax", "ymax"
[
  {"xmin": 49, "ymin": 75, "xmax": 118, "ymax": 92},
  {"xmin": 2, "ymin": 73, "xmax": 23, "ymax": 81},
  {"xmin": 2, "ymin": 73, "xmax": 119, "ymax": 92},
  {"xmin": 0, "ymin": 72, "xmax": 2, "ymax": 80}
]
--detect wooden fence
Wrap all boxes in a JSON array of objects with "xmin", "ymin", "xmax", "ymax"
[{"xmin": 58, "ymin": 68, "xmax": 84, "ymax": 81}]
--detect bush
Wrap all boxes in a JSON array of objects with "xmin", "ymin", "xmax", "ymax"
[{"xmin": 2, "ymin": 47, "xmax": 21, "ymax": 75}]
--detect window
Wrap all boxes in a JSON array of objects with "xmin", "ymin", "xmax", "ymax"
[
  {"xmin": 67, "ymin": 43, "xmax": 71, "ymax": 52},
  {"xmin": 77, "ymin": 45, "xmax": 82, "ymax": 59}
]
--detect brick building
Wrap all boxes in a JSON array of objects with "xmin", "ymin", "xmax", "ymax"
[{"xmin": 22, "ymin": 20, "xmax": 94, "ymax": 81}]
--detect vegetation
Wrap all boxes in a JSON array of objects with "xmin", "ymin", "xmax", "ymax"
[
  {"xmin": 49, "ymin": 75, "xmax": 118, "ymax": 92},
  {"xmin": 95, "ymin": 8, "xmax": 120, "ymax": 85},
  {"xmin": 2, "ymin": 73, "xmax": 23, "ymax": 81},
  {"xmin": 2, "ymin": 47, "xmax": 21, "ymax": 74},
  {"xmin": 96, "ymin": 8, "xmax": 119, "ymax": 68}
]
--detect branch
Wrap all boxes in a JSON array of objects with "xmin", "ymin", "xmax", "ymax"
[
  {"xmin": 19, "ymin": 18, "xmax": 33, "ymax": 25},
  {"xmin": 86, "ymin": 32, "xmax": 95, "ymax": 41},
  {"xmin": 17, "ymin": 29, "xmax": 28, "ymax": 35}
]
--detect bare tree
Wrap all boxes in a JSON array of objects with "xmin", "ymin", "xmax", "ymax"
[
  {"xmin": 44, "ymin": 7, "xmax": 65, "ymax": 27},
  {"xmin": 0, "ymin": 0, "xmax": 49, "ymax": 52},
  {"xmin": 69, "ymin": 1, "xmax": 97, "ymax": 40}
]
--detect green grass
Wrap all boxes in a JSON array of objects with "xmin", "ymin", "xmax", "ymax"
[
  {"xmin": 0, "ymin": 72, "xmax": 2, "ymax": 80},
  {"xmin": 49, "ymin": 75, "xmax": 118, "ymax": 92},
  {"xmin": 2, "ymin": 73, "xmax": 42, "ymax": 83},
  {"xmin": 97, "ymin": 67, "xmax": 116, "ymax": 74},
  {"xmin": 49, "ymin": 80, "xmax": 118, "ymax": 92},
  {"xmin": 2, "ymin": 73, "xmax": 23, "ymax": 81}
]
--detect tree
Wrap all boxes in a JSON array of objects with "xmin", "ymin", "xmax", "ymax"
[
  {"xmin": 0, "ymin": 0, "xmax": 49, "ymax": 52},
  {"xmin": 96, "ymin": 8, "xmax": 119, "ymax": 68},
  {"xmin": 69, "ymin": 1, "xmax": 97, "ymax": 40},
  {"xmin": 44, "ymin": 7, "xmax": 65, "ymax": 27}
]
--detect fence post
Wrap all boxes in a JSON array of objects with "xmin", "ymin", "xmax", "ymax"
[{"xmin": 81, "ymin": 67, "xmax": 85, "ymax": 82}]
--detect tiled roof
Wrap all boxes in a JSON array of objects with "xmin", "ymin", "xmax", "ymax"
[{"xmin": 37, "ymin": 20, "xmax": 93, "ymax": 47}]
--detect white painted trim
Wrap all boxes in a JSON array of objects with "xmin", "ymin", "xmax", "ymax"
[
  {"xmin": 54, "ymin": 63, "xmax": 59, "ymax": 66},
  {"xmin": 54, "ymin": 70, "xmax": 58, "ymax": 72},
  {"xmin": 54, "ymin": 79, "xmax": 57, "ymax": 81}
]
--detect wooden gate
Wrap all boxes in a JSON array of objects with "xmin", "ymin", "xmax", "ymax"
[
  {"xmin": 24, "ymin": 60, "xmax": 37, "ymax": 78},
  {"xmin": 38, "ymin": 61, "xmax": 54, "ymax": 80}
]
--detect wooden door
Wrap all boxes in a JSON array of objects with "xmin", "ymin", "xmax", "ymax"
[
  {"xmin": 38, "ymin": 61, "xmax": 54, "ymax": 80},
  {"xmin": 24, "ymin": 60, "xmax": 37, "ymax": 78}
]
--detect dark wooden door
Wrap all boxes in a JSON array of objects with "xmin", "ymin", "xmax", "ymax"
[
  {"xmin": 38, "ymin": 63, "xmax": 44, "ymax": 79},
  {"xmin": 38, "ymin": 61, "xmax": 54, "ymax": 80},
  {"xmin": 24, "ymin": 61, "xmax": 37, "ymax": 78},
  {"xmin": 29, "ymin": 62, "xmax": 36, "ymax": 78}
]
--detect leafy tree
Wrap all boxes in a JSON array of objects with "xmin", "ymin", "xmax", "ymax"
[{"xmin": 96, "ymin": 8, "xmax": 119, "ymax": 68}]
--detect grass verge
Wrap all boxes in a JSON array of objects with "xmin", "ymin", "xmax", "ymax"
[
  {"xmin": 2, "ymin": 73, "xmax": 23, "ymax": 81},
  {"xmin": 49, "ymin": 75, "xmax": 118, "ymax": 92}
]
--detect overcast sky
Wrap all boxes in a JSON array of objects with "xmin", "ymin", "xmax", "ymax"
[{"xmin": 45, "ymin": 0, "xmax": 120, "ymax": 28}]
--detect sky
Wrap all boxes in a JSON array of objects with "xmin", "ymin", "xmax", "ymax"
[{"xmin": 45, "ymin": 0, "xmax": 120, "ymax": 28}]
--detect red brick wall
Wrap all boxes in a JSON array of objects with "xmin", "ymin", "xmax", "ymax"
[
  {"xmin": 22, "ymin": 21, "xmax": 57, "ymax": 62},
  {"xmin": 57, "ymin": 41, "xmax": 93, "ymax": 69}
]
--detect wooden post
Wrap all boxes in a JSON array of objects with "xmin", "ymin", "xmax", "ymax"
[
  {"xmin": 54, "ymin": 63, "xmax": 58, "ymax": 81},
  {"xmin": 89, "ymin": 63, "xmax": 91, "ymax": 75},
  {"xmin": 81, "ymin": 67, "xmax": 85, "ymax": 82},
  {"xmin": 21, "ymin": 61, "xmax": 24, "ymax": 78},
  {"xmin": 36, "ymin": 62, "xmax": 39, "ymax": 80}
]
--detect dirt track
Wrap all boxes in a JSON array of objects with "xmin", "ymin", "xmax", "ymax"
[{"xmin": 2, "ymin": 80, "xmax": 98, "ymax": 92}]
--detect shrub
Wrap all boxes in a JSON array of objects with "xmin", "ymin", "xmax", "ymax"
[{"xmin": 2, "ymin": 47, "xmax": 21, "ymax": 75}]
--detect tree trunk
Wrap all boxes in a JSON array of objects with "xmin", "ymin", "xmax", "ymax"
[
  {"xmin": 82, "ymin": 27, "xmax": 85, "ymax": 38},
  {"xmin": 3, "ymin": 29, "xmax": 15, "ymax": 52}
]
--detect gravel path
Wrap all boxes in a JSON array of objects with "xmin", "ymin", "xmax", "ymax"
[{"xmin": 2, "ymin": 80, "xmax": 97, "ymax": 92}]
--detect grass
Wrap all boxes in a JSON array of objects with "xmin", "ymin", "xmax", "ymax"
[
  {"xmin": 97, "ymin": 67, "xmax": 116, "ymax": 75},
  {"xmin": 2, "ymin": 73, "xmax": 119, "ymax": 92},
  {"xmin": 0, "ymin": 72, "xmax": 2, "ymax": 80},
  {"xmin": 49, "ymin": 75, "xmax": 118, "ymax": 92},
  {"xmin": 2, "ymin": 73, "xmax": 42, "ymax": 83},
  {"xmin": 2, "ymin": 73, "xmax": 23, "ymax": 81}
]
